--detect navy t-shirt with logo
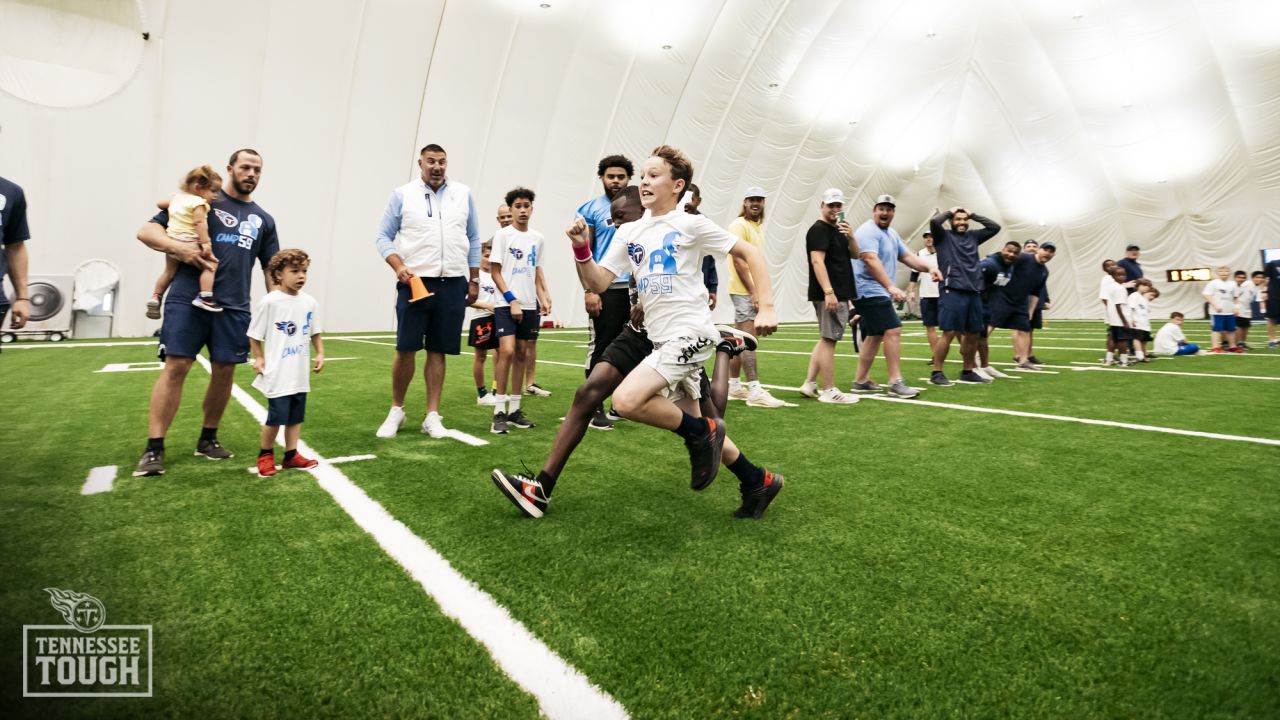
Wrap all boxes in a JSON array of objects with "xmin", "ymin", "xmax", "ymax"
[
  {"xmin": 0, "ymin": 176, "xmax": 32, "ymax": 305},
  {"xmin": 151, "ymin": 192, "xmax": 279, "ymax": 312}
]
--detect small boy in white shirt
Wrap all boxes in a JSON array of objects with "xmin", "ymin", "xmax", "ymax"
[
  {"xmin": 467, "ymin": 240, "xmax": 499, "ymax": 404},
  {"xmin": 1153, "ymin": 312, "xmax": 1202, "ymax": 356},
  {"xmin": 1126, "ymin": 285, "xmax": 1157, "ymax": 361},
  {"xmin": 1233, "ymin": 269, "xmax": 1257, "ymax": 349},
  {"xmin": 1203, "ymin": 265, "xmax": 1242, "ymax": 353},
  {"xmin": 247, "ymin": 249, "xmax": 325, "ymax": 477},
  {"xmin": 1102, "ymin": 265, "xmax": 1132, "ymax": 365}
]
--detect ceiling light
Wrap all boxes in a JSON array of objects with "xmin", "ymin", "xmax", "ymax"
[{"xmin": 661, "ymin": 44, "xmax": 672, "ymax": 50}]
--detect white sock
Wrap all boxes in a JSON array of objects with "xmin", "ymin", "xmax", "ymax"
[
  {"xmin": 1105, "ymin": 351, "xmax": 1114, "ymax": 363},
  {"xmin": 729, "ymin": 379, "xmax": 742, "ymax": 391},
  {"xmin": 748, "ymin": 380, "xmax": 761, "ymax": 392},
  {"xmin": 1120, "ymin": 353, "xmax": 1129, "ymax": 364},
  {"xmin": 493, "ymin": 396, "xmax": 507, "ymax": 415},
  {"xmin": 1135, "ymin": 349, "xmax": 1146, "ymax": 360},
  {"xmin": 509, "ymin": 395, "xmax": 521, "ymax": 413}
]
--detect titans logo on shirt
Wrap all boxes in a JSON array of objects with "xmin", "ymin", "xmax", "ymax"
[
  {"xmin": 214, "ymin": 209, "xmax": 238, "ymax": 228},
  {"xmin": 275, "ymin": 320, "xmax": 298, "ymax": 336},
  {"xmin": 628, "ymin": 242, "xmax": 646, "ymax": 266}
]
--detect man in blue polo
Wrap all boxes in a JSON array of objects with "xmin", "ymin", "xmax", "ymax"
[
  {"xmin": 374, "ymin": 143, "xmax": 481, "ymax": 439},
  {"xmin": 928, "ymin": 205, "xmax": 1002, "ymax": 385},
  {"xmin": 133, "ymin": 149, "xmax": 279, "ymax": 476},
  {"xmin": 850, "ymin": 194, "xmax": 938, "ymax": 398}
]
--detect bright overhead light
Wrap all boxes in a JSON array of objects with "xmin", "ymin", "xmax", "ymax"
[
  {"xmin": 661, "ymin": 44, "xmax": 672, "ymax": 50},
  {"xmin": 1156, "ymin": 177, "xmax": 1168, "ymax": 184}
]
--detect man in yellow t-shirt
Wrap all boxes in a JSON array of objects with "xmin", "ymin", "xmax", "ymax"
[{"xmin": 727, "ymin": 187, "xmax": 785, "ymax": 407}]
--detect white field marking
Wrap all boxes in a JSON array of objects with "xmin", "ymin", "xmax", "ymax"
[
  {"xmin": 193, "ymin": 354, "xmax": 628, "ymax": 720},
  {"xmin": 323, "ymin": 357, "xmax": 359, "ymax": 362},
  {"xmin": 8, "ymin": 340, "xmax": 156, "ymax": 349},
  {"xmin": 438, "ymin": 429, "xmax": 489, "ymax": 447},
  {"xmin": 246, "ymin": 453, "xmax": 380, "ymax": 474},
  {"xmin": 328, "ymin": 337, "xmax": 397, "ymax": 347},
  {"xmin": 96, "ymin": 362, "xmax": 165, "ymax": 373},
  {"xmin": 857, "ymin": 394, "xmax": 1280, "ymax": 447},
  {"xmin": 81, "ymin": 465, "xmax": 117, "ymax": 495},
  {"xmin": 1067, "ymin": 365, "xmax": 1280, "ymax": 381},
  {"xmin": 1007, "ymin": 367, "xmax": 1060, "ymax": 374},
  {"xmin": 537, "ymin": 359, "xmax": 588, "ymax": 369}
]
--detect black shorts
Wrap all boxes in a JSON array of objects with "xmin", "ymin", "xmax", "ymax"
[
  {"xmin": 599, "ymin": 325, "xmax": 653, "ymax": 376},
  {"xmin": 265, "ymin": 393, "xmax": 307, "ymax": 426},
  {"xmin": 395, "ymin": 276, "xmax": 468, "ymax": 354},
  {"xmin": 1236, "ymin": 317, "xmax": 1251, "ymax": 329},
  {"xmin": 589, "ymin": 287, "xmax": 631, "ymax": 368},
  {"xmin": 919, "ymin": 297, "xmax": 939, "ymax": 327},
  {"xmin": 1109, "ymin": 326, "xmax": 1131, "ymax": 342},
  {"xmin": 158, "ymin": 302, "xmax": 250, "ymax": 364},
  {"xmin": 468, "ymin": 316, "xmax": 497, "ymax": 350},
  {"xmin": 1268, "ymin": 293, "xmax": 1280, "ymax": 321},
  {"xmin": 939, "ymin": 288, "xmax": 985, "ymax": 334},
  {"xmin": 494, "ymin": 305, "xmax": 541, "ymax": 341},
  {"xmin": 1130, "ymin": 329, "xmax": 1152, "ymax": 342},
  {"xmin": 989, "ymin": 300, "xmax": 1031, "ymax": 332},
  {"xmin": 1030, "ymin": 304, "xmax": 1044, "ymax": 330},
  {"xmin": 853, "ymin": 296, "xmax": 901, "ymax": 337}
]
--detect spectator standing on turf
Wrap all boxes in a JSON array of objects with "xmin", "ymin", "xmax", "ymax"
[
  {"xmin": 850, "ymin": 195, "xmax": 936, "ymax": 398},
  {"xmin": 988, "ymin": 241, "xmax": 1053, "ymax": 371},
  {"xmin": 374, "ymin": 144, "xmax": 481, "ymax": 440},
  {"xmin": 1103, "ymin": 265, "xmax": 1134, "ymax": 365},
  {"xmin": 1154, "ymin": 312, "xmax": 1202, "ymax": 356},
  {"xmin": 1204, "ymin": 265, "xmax": 1242, "ymax": 353},
  {"xmin": 496, "ymin": 204, "xmax": 512, "ymax": 229},
  {"xmin": 1021, "ymin": 239, "xmax": 1050, "ymax": 364},
  {"xmin": 1267, "ymin": 257, "xmax": 1280, "ymax": 348},
  {"xmin": 905, "ymin": 232, "xmax": 940, "ymax": 352},
  {"xmin": 1116, "ymin": 244, "xmax": 1143, "ymax": 290},
  {"xmin": 928, "ymin": 206, "xmax": 1002, "ymax": 386},
  {"xmin": 248, "ymin": 249, "xmax": 324, "ymax": 477},
  {"xmin": 0, "ymin": 173, "xmax": 31, "ymax": 335},
  {"xmin": 1233, "ymin": 270, "xmax": 1257, "ymax": 349},
  {"xmin": 133, "ymin": 149, "xmax": 279, "ymax": 477},
  {"xmin": 798, "ymin": 188, "xmax": 859, "ymax": 404},
  {"xmin": 726, "ymin": 187, "xmax": 786, "ymax": 408}
]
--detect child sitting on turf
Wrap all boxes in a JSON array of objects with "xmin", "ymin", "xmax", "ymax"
[
  {"xmin": 468, "ymin": 240, "xmax": 499, "ymax": 405},
  {"xmin": 248, "ymin": 249, "xmax": 325, "ymax": 477},
  {"xmin": 489, "ymin": 186, "xmax": 551, "ymax": 434},
  {"xmin": 1203, "ymin": 265, "xmax": 1242, "ymax": 353},
  {"xmin": 1126, "ymin": 285, "xmax": 1157, "ymax": 362},
  {"xmin": 1153, "ymin": 311, "xmax": 1202, "ymax": 356},
  {"xmin": 147, "ymin": 165, "xmax": 223, "ymax": 317}
]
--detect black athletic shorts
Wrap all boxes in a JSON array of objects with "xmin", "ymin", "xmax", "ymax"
[
  {"xmin": 467, "ymin": 316, "xmax": 497, "ymax": 350},
  {"xmin": 1110, "ymin": 326, "xmax": 1131, "ymax": 342},
  {"xmin": 919, "ymin": 297, "xmax": 939, "ymax": 327},
  {"xmin": 989, "ymin": 300, "xmax": 1032, "ymax": 332},
  {"xmin": 853, "ymin": 296, "xmax": 901, "ymax": 337},
  {"xmin": 599, "ymin": 325, "xmax": 653, "ymax": 376}
]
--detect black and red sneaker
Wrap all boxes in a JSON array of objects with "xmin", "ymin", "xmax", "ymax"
[
  {"xmin": 256, "ymin": 453, "xmax": 278, "ymax": 478},
  {"xmin": 491, "ymin": 468, "xmax": 549, "ymax": 518},
  {"xmin": 715, "ymin": 325, "xmax": 757, "ymax": 357},
  {"xmin": 685, "ymin": 417, "xmax": 726, "ymax": 491},
  {"xmin": 734, "ymin": 471, "xmax": 785, "ymax": 520},
  {"xmin": 282, "ymin": 452, "xmax": 319, "ymax": 470}
]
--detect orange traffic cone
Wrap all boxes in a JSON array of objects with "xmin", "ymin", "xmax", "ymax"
[{"xmin": 409, "ymin": 276, "xmax": 432, "ymax": 302}]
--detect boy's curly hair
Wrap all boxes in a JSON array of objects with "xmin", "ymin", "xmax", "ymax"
[{"xmin": 267, "ymin": 249, "xmax": 310, "ymax": 284}]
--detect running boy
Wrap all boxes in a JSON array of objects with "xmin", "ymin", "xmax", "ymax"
[
  {"xmin": 247, "ymin": 249, "xmax": 324, "ymax": 477},
  {"xmin": 147, "ymin": 165, "xmax": 223, "ymax": 316},
  {"xmin": 489, "ymin": 187, "xmax": 551, "ymax": 433}
]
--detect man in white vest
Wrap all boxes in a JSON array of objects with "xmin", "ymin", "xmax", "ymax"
[{"xmin": 373, "ymin": 144, "xmax": 481, "ymax": 438}]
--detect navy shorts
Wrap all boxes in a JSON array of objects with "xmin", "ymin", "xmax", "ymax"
[
  {"xmin": 265, "ymin": 393, "xmax": 307, "ymax": 426},
  {"xmin": 939, "ymin": 288, "xmax": 985, "ymax": 334},
  {"xmin": 1109, "ymin": 326, "xmax": 1131, "ymax": 342},
  {"xmin": 158, "ymin": 302, "xmax": 250, "ymax": 363},
  {"xmin": 919, "ymin": 297, "xmax": 939, "ymax": 327},
  {"xmin": 599, "ymin": 326, "xmax": 653, "ymax": 376},
  {"xmin": 1235, "ymin": 316, "xmax": 1251, "ymax": 329},
  {"xmin": 395, "ymin": 276, "xmax": 468, "ymax": 354},
  {"xmin": 468, "ymin": 315, "xmax": 498, "ymax": 350},
  {"xmin": 1211, "ymin": 315, "xmax": 1237, "ymax": 333},
  {"xmin": 989, "ymin": 300, "xmax": 1031, "ymax": 332},
  {"xmin": 494, "ymin": 305, "xmax": 541, "ymax": 341},
  {"xmin": 853, "ymin": 296, "xmax": 901, "ymax": 337},
  {"xmin": 1030, "ymin": 304, "xmax": 1044, "ymax": 330}
]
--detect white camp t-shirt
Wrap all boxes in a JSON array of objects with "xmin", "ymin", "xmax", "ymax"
[
  {"xmin": 917, "ymin": 248, "xmax": 939, "ymax": 298},
  {"xmin": 599, "ymin": 208, "xmax": 738, "ymax": 343},
  {"xmin": 247, "ymin": 290, "xmax": 320, "ymax": 398},
  {"xmin": 1154, "ymin": 323, "xmax": 1186, "ymax": 356},
  {"xmin": 1103, "ymin": 278, "xmax": 1128, "ymax": 326},
  {"xmin": 1098, "ymin": 274, "xmax": 1113, "ymax": 301},
  {"xmin": 466, "ymin": 270, "xmax": 498, "ymax": 322},
  {"xmin": 1204, "ymin": 279, "xmax": 1238, "ymax": 316},
  {"xmin": 491, "ymin": 226, "xmax": 543, "ymax": 308},
  {"xmin": 1235, "ymin": 282, "xmax": 1257, "ymax": 318},
  {"xmin": 1127, "ymin": 293, "xmax": 1151, "ymax": 331}
]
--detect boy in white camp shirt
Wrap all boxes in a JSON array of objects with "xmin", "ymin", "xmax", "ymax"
[
  {"xmin": 1126, "ymin": 285, "xmax": 1157, "ymax": 361},
  {"xmin": 1102, "ymin": 265, "xmax": 1132, "ymax": 365},
  {"xmin": 247, "ymin": 249, "xmax": 325, "ymax": 477},
  {"xmin": 1203, "ymin": 265, "xmax": 1242, "ymax": 353}
]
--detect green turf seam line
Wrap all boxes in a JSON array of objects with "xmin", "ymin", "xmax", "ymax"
[{"xmin": 191, "ymin": 355, "xmax": 629, "ymax": 720}]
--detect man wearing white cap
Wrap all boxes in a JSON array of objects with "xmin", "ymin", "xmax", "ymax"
[
  {"xmin": 850, "ymin": 195, "xmax": 939, "ymax": 398},
  {"xmin": 799, "ymin": 188, "xmax": 860, "ymax": 404},
  {"xmin": 727, "ymin": 187, "xmax": 785, "ymax": 408}
]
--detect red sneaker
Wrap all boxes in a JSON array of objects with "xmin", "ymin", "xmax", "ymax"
[
  {"xmin": 282, "ymin": 452, "xmax": 319, "ymax": 470},
  {"xmin": 256, "ymin": 453, "xmax": 277, "ymax": 477},
  {"xmin": 1209, "ymin": 348, "xmax": 1225, "ymax": 354},
  {"xmin": 1228, "ymin": 347, "xmax": 1246, "ymax": 353}
]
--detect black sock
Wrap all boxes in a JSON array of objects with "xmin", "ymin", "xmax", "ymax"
[
  {"xmin": 673, "ymin": 412, "xmax": 708, "ymax": 441},
  {"xmin": 536, "ymin": 470, "xmax": 556, "ymax": 497},
  {"xmin": 728, "ymin": 453, "xmax": 765, "ymax": 489},
  {"xmin": 199, "ymin": 426, "xmax": 218, "ymax": 442},
  {"xmin": 259, "ymin": 448, "xmax": 273, "ymax": 458},
  {"xmin": 146, "ymin": 437, "xmax": 164, "ymax": 453},
  {"xmin": 477, "ymin": 386, "xmax": 487, "ymax": 397},
  {"xmin": 284, "ymin": 449, "xmax": 297, "ymax": 462}
]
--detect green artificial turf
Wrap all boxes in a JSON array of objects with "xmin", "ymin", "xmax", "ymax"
[{"xmin": 1, "ymin": 319, "xmax": 1277, "ymax": 718}]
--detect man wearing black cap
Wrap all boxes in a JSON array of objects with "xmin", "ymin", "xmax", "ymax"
[
  {"xmin": 1021, "ymin": 239, "xmax": 1050, "ymax": 364},
  {"xmin": 1117, "ymin": 245, "xmax": 1143, "ymax": 292}
]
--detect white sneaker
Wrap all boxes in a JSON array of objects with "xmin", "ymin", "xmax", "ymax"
[
  {"xmin": 477, "ymin": 394, "xmax": 499, "ymax": 406},
  {"xmin": 421, "ymin": 412, "xmax": 448, "ymax": 438},
  {"xmin": 746, "ymin": 388, "xmax": 787, "ymax": 408},
  {"xmin": 817, "ymin": 387, "xmax": 859, "ymax": 404},
  {"xmin": 971, "ymin": 367, "xmax": 993, "ymax": 380},
  {"xmin": 983, "ymin": 366, "xmax": 1013, "ymax": 378},
  {"xmin": 376, "ymin": 406, "xmax": 406, "ymax": 438},
  {"xmin": 799, "ymin": 381, "xmax": 820, "ymax": 398},
  {"xmin": 525, "ymin": 383, "xmax": 552, "ymax": 397},
  {"xmin": 727, "ymin": 385, "xmax": 750, "ymax": 401}
]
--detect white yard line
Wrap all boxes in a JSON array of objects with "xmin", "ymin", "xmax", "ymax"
[
  {"xmin": 193, "ymin": 355, "xmax": 628, "ymax": 720},
  {"xmin": 81, "ymin": 465, "xmax": 117, "ymax": 495},
  {"xmin": 1065, "ymin": 365, "xmax": 1280, "ymax": 381}
]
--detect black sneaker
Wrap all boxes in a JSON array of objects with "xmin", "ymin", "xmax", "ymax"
[
  {"xmin": 491, "ymin": 469, "xmax": 549, "ymax": 518},
  {"xmin": 589, "ymin": 408, "xmax": 614, "ymax": 431},
  {"xmin": 957, "ymin": 370, "xmax": 991, "ymax": 384},
  {"xmin": 133, "ymin": 449, "xmax": 165, "ymax": 477},
  {"xmin": 491, "ymin": 412, "xmax": 509, "ymax": 434},
  {"xmin": 715, "ymin": 325, "xmax": 758, "ymax": 356},
  {"xmin": 928, "ymin": 371, "xmax": 953, "ymax": 386},
  {"xmin": 195, "ymin": 437, "xmax": 233, "ymax": 459},
  {"xmin": 1027, "ymin": 355, "xmax": 1042, "ymax": 365},
  {"xmin": 685, "ymin": 417, "xmax": 726, "ymax": 491},
  {"xmin": 734, "ymin": 471, "xmax": 785, "ymax": 519},
  {"xmin": 507, "ymin": 409, "xmax": 535, "ymax": 429},
  {"xmin": 605, "ymin": 407, "xmax": 625, "ymax": 422}
]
